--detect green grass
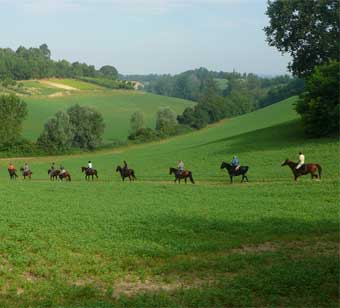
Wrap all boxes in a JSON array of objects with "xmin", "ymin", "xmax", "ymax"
[
  {"xmin": 21, "ymin": 89, "xmax": 194, "ymax": 142},
  {"xmin": 47, "ymin": 78, "xmax": 104, "ymax": 90},
  {"xmin": 19, "ymin": 80, "xmax": 61, "ymax": 96},
  {"xmin": 0, "ymin": 96, "xmax": 338, "ymax": 307}
]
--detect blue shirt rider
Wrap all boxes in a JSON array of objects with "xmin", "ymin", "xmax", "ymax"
[{"xmin": 231, "ymin": 155, "xmax": 240, "ymax": 172}]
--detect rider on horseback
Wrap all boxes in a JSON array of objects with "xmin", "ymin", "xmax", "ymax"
[
  {"xmin": 178, "ymin": 160, "xmax": 185, "ymax": 175},
  {"xmin": 23, "ymin": 162, "xmax": 30, "ymax": 175},
  {"xmin": 87, "ymin": 161, "xmax": 93, "ymax": 172},
  {"xmin": 296, "ymin": 152, "xmax": 305, "ymax": 172},
  {"xmin": 60, "ymin": 165, "xmax": 66, "ymax": 175},
  {"xmin": 8, "ymin": 163, "xmax": 15, "ymax": 171},
  {"xmin": 231, "ymin": 155, "xmax": 240, "ymax": 173},
  {"xmin": 49, "ymin": 162, "xmax": 55, "ymax": 174},
  {"xmin": 123, "ymin": 161, "xmax": 128, "ymax": 173}
]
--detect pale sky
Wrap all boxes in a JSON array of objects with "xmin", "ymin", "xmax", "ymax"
[{"xmin": 0, "ymin": 0, "xmax": 291, "ymax": 75}]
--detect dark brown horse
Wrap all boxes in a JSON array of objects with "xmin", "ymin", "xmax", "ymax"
[
  {"xmin": 169, "ymin": 167, "xmax": 195, "ymax": 184},
  {"xmin": 81, "ymin": 167, "xmax": 98, "ymax": 181},
  {"xmin": 281, "ymin": 159, "xmax": 322, "ymax": 181},
  {"xmin": 220, "ymin": 161, "xmax": 249, "ymax": 183},
  {"xmin": 48, "ymin": 169, "xmax": 60, "ymax": 181},
  {"xmin": 116, "ymin": 166, "xmax": 136, "ymax": 181},
  {"xmin": 20, "ymin": 167, "xmax": 32, "ymax": 180},
  {"xmin": 59, "ymin": 171, "xmax": 71, "ymax": 181},
  {"xmin": 8, "ymin": 169, "xmax": 18, "ymax": 180}
]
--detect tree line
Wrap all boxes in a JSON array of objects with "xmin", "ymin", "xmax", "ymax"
[{"xmin": 0, "ymin": 44, "xmax": 119, "ymax": 81}]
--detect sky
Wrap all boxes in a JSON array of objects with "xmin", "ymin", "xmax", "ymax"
[{"xmin": 0, "ymin": 0, "xmax": 291, "ymax": 75}]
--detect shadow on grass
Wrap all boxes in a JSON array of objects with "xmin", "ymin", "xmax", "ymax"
[
  {"xmin": 184, "ymin": 120, "xmax": 336, "ymax": 155},
  {"xmin": 2, "ymin": 216, "xmax": 338, "ymax": 308}
]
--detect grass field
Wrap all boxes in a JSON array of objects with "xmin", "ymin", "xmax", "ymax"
[
  {"xmin": 15, "ymin": 79, "xmax": 194, "ymax": 142},
  {"xmin": 0, "ymin": 96, "xmax": 338, "ymax": 307}
]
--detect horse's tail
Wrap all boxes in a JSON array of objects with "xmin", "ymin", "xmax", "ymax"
[
  {"xmin": 131, "ymin": 170, "xmax": 137, "ymax": 180},
  {"xmin": 316, "ymin": 164, "xmax": 322, "ymax": 179},
  {"xmin": 189, "ymin": 172, "xmax": 195, "ymax": 184},
  {"xmin": 68, "ymin": 174, "xmax": 71, "ymax": 181}
]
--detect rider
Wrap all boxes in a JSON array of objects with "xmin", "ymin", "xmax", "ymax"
[
  {"xmin": 49, "ymin": 162, "xmax": 55, "ymax": 174},
  {"xmin": 178, "ymin": 160, "xmax": 185, "ymax": 175},
  {"xmin": 23, "ymin": 162, "xmax": 30, "ymax": 175},
  {"xmin": 296, "ymin": 152, "xmax": 305, "ymax": 171},
  {"xmin": 123, "ymin": 160, "xmax": 128, "ymax": 173},
  {"xmin": 231, "ymin": 155, "xmax": 240, "ymax": 172},
  {"xmin": 8, "ymin": 163, "xmax": 15, "ymax": 171},
  {"xmin": 87, "ymin": 160, "xmax": 93, "ymax": 171},
  {"xmin": 60, "ymin": 165, "xmax": 66, "ymax": 175}
]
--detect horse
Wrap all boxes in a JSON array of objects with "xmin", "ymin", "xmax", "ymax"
[
  {"xmin": 116, "ymin": 166, "xmax": 136, "ymax": 182},
  {"xmin": 59, "ymin": 171, "xmax": 71, "ymax": 181},
  {"xmin": 81, "ymin": 167, "xmax": 98, "ymax": 181},
  {"xmin": 48, "ymin": 169, "xmax": 60, "ymax": 181},
  {"xmin": 8, "ymin": 169, "xmax": 18, "ymax": 180},
  {"xmin": 20, "ymin": 167, "xmax": 32, "ymax": 180},
  {"xmin": 169, "ymin": 167, "xmax": 195, "ymax": 184},
  {"xmin": 220, "ymin": 162, "xmax": 249, "ymax": 183},
  {"xmin": 281, "ymin": 159, "xmax": 322, "ymax": 181}
]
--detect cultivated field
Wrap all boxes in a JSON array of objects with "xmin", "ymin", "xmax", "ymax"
[
  {"xmin": 0, "ymin": 97, "xmax": 338, "ymax": 307},
  {"xmin": 12, "ymin": 79, "xmax": 194, "ymax": 142}
]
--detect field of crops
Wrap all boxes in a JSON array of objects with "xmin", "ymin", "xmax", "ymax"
[
  {"xmin": 16, "ymin": 79, "xmax": 194, "ymax": 142},
  {"xmin": 0, "ymin": 96, "xmax": 338, "ymax": 307}
]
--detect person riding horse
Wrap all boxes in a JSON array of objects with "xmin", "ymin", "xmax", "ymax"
[
  {"xmin": 49, "ymin": 162, "xmax": 55, "ymax": 175},
  {"xmin": 296, "ymin": 152, "xmax": 305, "ymax": 172},
  {"xmin": 177, "ymin": 160, "xmax": 185, "ymax": 176},
  {"xmin": 8, "ymin": 163, "xmax": 17, "ymax": 179},
  {"xmin": 22, "ymin": 162, "xmax": 30, "ymax": 175},
  {"xmin": 231, "ymin": 155, "xmax": 240, "ymax": 174},
  {"xmin": 87, "ymin": 161, "xmax": 93, "ymax": 172},
  {"xmin": 123, "ymin": 161, "xmax": 128, "ymax": 173}
]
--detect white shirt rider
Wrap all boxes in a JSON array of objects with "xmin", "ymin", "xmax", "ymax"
[
  {"xmin": 88, "ymin": 162, "xmax": 93, "ymax": 169},
  {"xmin": 296, "ymin": 153, "xmax": 305, "ymax": 169}
]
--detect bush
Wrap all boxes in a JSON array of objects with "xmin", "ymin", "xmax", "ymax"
[{"xmin": 296, "ymin": 61, "xmax": 339, "ymax": 137}]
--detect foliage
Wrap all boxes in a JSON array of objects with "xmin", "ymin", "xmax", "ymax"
[
  {"xmin": 130, "ymin": 111, "xmax": 145, "ymax": 134},
  {"xmin": 67, "ymin": 104, "xmax": 105, "ymax": 150},
  {"xmin": 264, "ymin": 0, "xmax": 339, "ymax": 77},
  {"xmin": 37, "ymin": 111, "xmax": 74, "ymax": 153},
  {"xmin": 0, "ymin": 94, "xmax": 27, "ymax": 147},
  {"xmin": 77, "ymin": 77, "xmax": 134, "ymax": 89},
  {"xmin": 155, "ymin": 107, "xmax": 178, "ymax": 134},
  {"xmin": 128, "ymin": 127, "xmax": 160, "ymax": 142},
  {"xmin": 296, "ymin": 61, "xmax": 339, "ymax": 136},
  {"xmin": 98, "ymin": 65, "xmax": 118, "ymax": 80}
]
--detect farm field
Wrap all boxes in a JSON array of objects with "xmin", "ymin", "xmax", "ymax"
[
  {"xmin": 12, "ymin": 79, "xmax": 194, "ymax": 143},
  {"xmin": 0, "ymin": 97, "xmax": 338, "ymax": 307}
]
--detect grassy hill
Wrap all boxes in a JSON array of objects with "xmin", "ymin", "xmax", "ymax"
[
  {"xmin": 0, "ymin": 96, "xmax": 338, "ymax": 307},
  {"xmin": 2, "ymin": 78, "xmax": 194, "ymax": 143}
]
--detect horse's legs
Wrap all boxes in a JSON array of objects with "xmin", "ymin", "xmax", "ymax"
[
  {"xmin": 241, "ymin": 175, "xmax": 244, "ymax": 183},
  {"xmin": 185, "ymin": 178, "xmax": 187, "ymax": 184},
  {"xmin": 230, "ymin": 175, "xmax": 233, "ymax": 184}
]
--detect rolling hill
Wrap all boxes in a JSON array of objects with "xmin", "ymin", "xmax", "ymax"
[
  {"xmin": 2, "ymin": 78, "xmax": 195, "ymax": 143},
  {"xmin": 0, "ymin": 96, "xmax": 338, "ymax": 307}
]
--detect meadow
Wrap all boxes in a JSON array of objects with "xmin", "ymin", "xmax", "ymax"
[
  {"xmin": 12, "ymin": 79, "xmax": 194, "ymax": 143},
  {"xmin": 0, "ymin": 97, "xmax": 338, "ymax": 307}
]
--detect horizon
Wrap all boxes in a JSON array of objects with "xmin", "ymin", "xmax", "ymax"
[{"xmin": 0, "ymin": 0, "xmax": 291, "ymax": 76}]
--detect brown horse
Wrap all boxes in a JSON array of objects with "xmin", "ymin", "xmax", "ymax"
[
  {"xmin": 20, "ymin": 167, "xmax": 32, "ymax": 180},
  {"xmin": 59, "ymin": 171, "xmax": 71, "ymax": 181},
  {"xmin": 8, "ymin": 169, "xmax": 18, "ymax": 180},
  {"xmin": 48, "ymin": 169, "xmax": 60, "ymax": 181},
  {"xmin": 81, "ymin": 167, "xmax": 98, "ymax": 181},
  {"xmin": 169, "ymin": 167, "xmax": 195, "ymax": 184},
  {"xmin": 281, "ymin": 159, "xmax": 322, "ymax": 181},
  {"xmin": 116, "ymin": 166, "xmax": 136, "ymax": 181}
]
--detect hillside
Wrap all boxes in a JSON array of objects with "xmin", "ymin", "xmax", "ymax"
[
  {"xmin": 1, "ymin": 78, "xmax": 195, "ymax": 142},
  {"xmin": 0, "ymin": 96, "xmax": 338, "ymax": 307}
]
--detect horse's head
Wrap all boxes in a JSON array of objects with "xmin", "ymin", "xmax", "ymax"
[
  {"xmin": 20, "ymin": 167, "xmax": 24, "ymax": 171},
  {"xmin": 116, "ymin": 166, "xmax": 121, "ymax": 172},
  {"xmin": 48, "ymin": 169, "xmax": 51, "ymax": 174},
  {"xmin": 81, "ymin": 167, "xmax": 86, "ymax": 172},
  {"xmin": 281, "ymin": 159, "xmax": 289, "ymax": 166},
  {"xmin": 220, "ymin": 161, "xmax": 230, "ymax": 169},
  {"xmin": 169, "ymin": 167, "xmax": 175, "ymax": 175}
]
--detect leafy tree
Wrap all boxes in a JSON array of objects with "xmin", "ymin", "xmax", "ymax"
[
  {"xmin": 37, "ymin": 111, "xmax": 73, "ymax": 153},
  {"xmin": 155, "ymin": 107, "xmax": 177, "ymax": 134},
  {"xmin": 264, "ymin": 0, "xmax": 339, "ymax": 77},
  {"xmin": 130, "ymin": 111, "xmax": 145, "ymax": 134},
  {"xmin": 67, "ymin": 104, "xmax": 105, "ymax": 149},
  {"xmin": 296, "ymin": 61, "xmax": 339, "ymax": 136},
  {"xmin": 0, "ymin": 94, "xmax": 27, "ymax": 147},
  {"xmin": 99, "ymin": 65, "xmax": 118, "ymax": 80}
]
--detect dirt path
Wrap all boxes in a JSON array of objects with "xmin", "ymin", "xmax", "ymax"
[{"xmin": 39, "ymin": 80, "xmax": 79, "ymax": 91}]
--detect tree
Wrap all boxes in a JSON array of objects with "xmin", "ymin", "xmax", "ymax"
[
  {"xmin": 99, "ymin": 65, "xmax": 118, "ymax": 80},
  {"xmin": 37, "ymin": 111, "xmax": 73, "ymax": 153},
  {"xmin": 155, "ymin": 107, "xmax": 177, "ymax": 134},
  {"xmin": 0, "ymin": 94, "xmax": 27, "ymax": 147},
  {"xmin": 67, "ymin": 104, "xmax": 105, "ymax": 149},
  {"xmin": 295, "ymin": 61, "xmax": 339, "ymax": 136},
  {"xmin": 130, "ymin": 111, "xmax": 145, "ymax": 134},
  {"xmin": 264, "ymin": 0, "xmax": 339, "ymax": 77}
]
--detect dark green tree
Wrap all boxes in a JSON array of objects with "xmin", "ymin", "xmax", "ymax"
[
  {"xmin": 67, "ymin": 104, "xmax": 105, "ymax": 149},
  {"xmin": 0, "ymin": 94, "xmax": 27, "ymax": 147},
  {"xmin": 264, "ymin": 0, "xmax": 339, "ymax": 77},
  {"xmin": 296, "ymin": 61, "xmax": 339, "ymax": 136},
  {"xmin": 37, "ymin": 111, "xmax": 73, "ymax": 153},
  {"xmin": 130, "ymin": 111, "xmax": 145, "ymax": 134},
  {"xmin": 99, "ymin": 65, "xmax": 118, "ymax": 80},
  {"xmin": 155, "ymin": 107, "xmax": 177, "ymax": 134}
]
